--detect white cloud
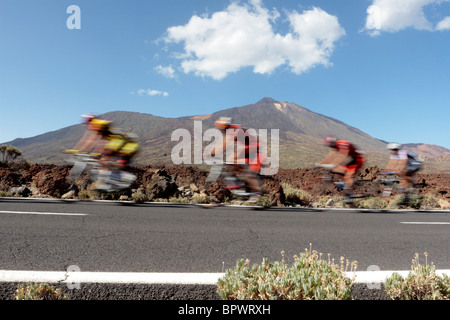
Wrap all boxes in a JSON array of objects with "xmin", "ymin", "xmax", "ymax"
[
  {"xmin": 364, "ymin": 0, "xmax": 450, "ymax": 35},
  {"xmin": 162, "ymin": 0, "xmax": 345, "ymax": 80},
  {"xmin": 154, "ymin": 65, "xmax": 177, "ymax": 79},
  {"xmin": 436, "ymin": 16, "xmax": 450, "ymax": 30},
  {"xmin": 136, "ymin": 89, "xmax": 169, "ymax": 97}
]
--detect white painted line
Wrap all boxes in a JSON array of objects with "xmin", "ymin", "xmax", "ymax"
[
  {"xmin": 0, "ymin": 210, "xmax": 88, "ymax": 216},
  {"xmin": 401, "ymin": 222, "xmax": 450, "ymax": 225},
  {"xmin": 347, "ymin": 270, "xmax": 450, "ymax": 283},
  {"xmin": 0, "ymin": 271, "xmax": 67, "ymax": 283},
  {"xmin": 1, "ymin": 270, "xmax": 449, "ymax": 285},
  {"xmin": 66, "ymin": 272, "xmax": 225, "ymax": 285}
]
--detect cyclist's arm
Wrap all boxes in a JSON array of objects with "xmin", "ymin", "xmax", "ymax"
[
  {"xmin": 320, "ymin": 149, "xmax": 348, "ymax": 166},
  {"xmin": 396, "ymin": 159, "xmax": 408, "ymax": 173},
  {"xmin": 384, "ymin": 158, "xmax": 397, "ymax": 172},
  {"xmin": 74, "ymin": 130, "xmax": 99, "ymax": 153},
  {"xmin": 385, "ymin": 155, "xmax": 408, "ymax": 174}
]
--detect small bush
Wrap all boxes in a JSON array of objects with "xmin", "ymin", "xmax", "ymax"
[
  {"xmin": 132, "ymin": 191, "xmax": 148, "ymax": 203},
  {"xmin": 169, "ymin": 196, "xmax": 190, "ymax": 203},
  {"xmin": 388, "ymin": 195, "xmax": 421, "ymax": 209},
  {"xmin": 0, "ymin": 190, "xmax": 13, "ymax": 197},
  {"xmin": 419, "ymin": 195, "xmax": 441, "ymax": 209},
  {"xmin": 217, "ymin": 246, "xmax": 357, "ymax": 300},
  {"xmin": 191, "ymin": 194, "xmax": 211, "ymax": 204},
  {"xmin": 15, "ymin": 282, "xmax": 70, "ymax": 300},
  {"xmin": 354, "ymin": 197, "xmax": 388, "ymax": 209},
  {"xmin": 384, "ymin": 253, "xmax": 450, "ymax": 300},
  {"xmin": 256, "ymin": 196, "xmax": 272, "ymax": 207},
  {"xmin": 282, "ymin": 183, "xmax": 313, "ymax": 206},
  {"xmin": 438, "ymin": 199, "xmax": 450, "ymax": 209}
]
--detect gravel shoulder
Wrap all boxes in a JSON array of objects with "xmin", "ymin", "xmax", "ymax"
[{"xmin": 0, "ymin": 282, "xmax": 391, "ymax": 300}]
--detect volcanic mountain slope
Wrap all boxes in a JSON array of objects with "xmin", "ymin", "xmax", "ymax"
[{"xmin": 4, "ymin": 98, "xmax": 450, "ymax": 172}]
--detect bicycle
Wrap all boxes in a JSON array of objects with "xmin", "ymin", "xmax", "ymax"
[
  {"xmin": 305, "ymin": 164, "xmax": 379, "ymax": 203},
  {"xmin": 306, "ymin": 166, "xmax": 422, "ymax": 206},
  {"xmin": 204, "ymin": 161, "xmax": 266, "ymax": 205},
  {"xmin": 372, "ymin": 171, "xmax": 422, "ymax": 205},
  {"xmin": 64, "ymin": 150, "xmax": 136, "ymax": 194}
]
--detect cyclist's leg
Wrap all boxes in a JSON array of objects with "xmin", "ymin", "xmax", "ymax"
[{"xmin": 247, "ymin": 156, "xmax": 262, "ymax": 193}]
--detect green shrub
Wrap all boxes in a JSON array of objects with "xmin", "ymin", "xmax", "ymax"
[
  {"xmin": 191, "ymin": 194, "xmax": 211, "ymax": 204},
  {"xmin": 0, "ymin": 190, "xmax": 13, "ymax": 197},
  {"xmin": 385, "ymin": 253, "xmax": 450, "ymax": 300},
  {"xmin": 169, "ymin": 196, "xmax": 190, "ymax": 203},
  {"xmin": 255, "ymin": 196, "xmax": 272, "ymax": 207},
  {"xmin": 282, "ymin": 183, "xmax": 313, "ymax": 206},
  {"xmin": 132, "ymin": 191, "xmax": 148, "ymax": 203},
  {"xmin": 15, "ymin": 282, "xmax": 70, "ymax": 300},
  {"xmin": 217, "ymin": 246, "xmax": 357, "ymax": 300},
  {"xmin": 354, "ymin": 197, "xmax": 388, "ymax": 209},
  {"xmin": 388, "ymin": 195, "xmax": 421, "ymax": 209},
  {"xmin": 419, "ymin": 195, "xmax": 441, "ymax": 209}
]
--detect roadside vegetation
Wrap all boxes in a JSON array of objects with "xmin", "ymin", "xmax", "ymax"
[
  {"xmin": 0, "ymin": 144, "xmax": 29, "ymax": 169},
  {"xmin": 9, "ymin": 250, "xmax": 449, "ymax": 300},
  {"xmin": 14, "ymin": 282, "xmax": 69, "ymax": 300},
  {"xmin": 218, "ymin": 248, "xmax": 450, "ymax": 300}
]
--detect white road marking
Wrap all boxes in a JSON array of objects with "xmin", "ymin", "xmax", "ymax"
[
  {"xmin": 401, "ymin": 222, "xmax": 450, "ymax": 225},
  {"xmin": 0, "ymin": 270, "xmax": 449, "ymax": 284},
  {"xmin": 0, "ymin": 210, "xmax": 88, "ymax": 216}
]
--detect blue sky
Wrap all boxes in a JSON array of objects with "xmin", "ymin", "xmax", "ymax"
[{"xmin": 1, "ymin": 0, "xmax": 449, "ymax": 149}]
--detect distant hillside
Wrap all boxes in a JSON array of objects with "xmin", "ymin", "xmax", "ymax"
[{"xmin": 4, "ymin": 98, "xmax": 450, "ymax": 173}]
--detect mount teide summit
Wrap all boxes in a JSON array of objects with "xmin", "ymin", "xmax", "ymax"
[{"xmin": 5, "ymin": 98, "xmax": 449, "ymax": 172}]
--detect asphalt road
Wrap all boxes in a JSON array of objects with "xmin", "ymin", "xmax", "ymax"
[{"xmin": 1, "ymin": 198, "xmax": 449, "ymax": 274}]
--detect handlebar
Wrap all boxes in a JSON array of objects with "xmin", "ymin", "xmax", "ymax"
[
  {"xmin": 315, "ymin": 163, "xmax": 336, "ymax": 169},
  {"xmin": 379, "ymin": 171, "xmax": 397, "ymax": 175}
]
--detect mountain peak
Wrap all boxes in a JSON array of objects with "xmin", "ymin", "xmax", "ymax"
[{"xmin": 256, "ymin": 97, "xmax": 278, "ymax": 104}]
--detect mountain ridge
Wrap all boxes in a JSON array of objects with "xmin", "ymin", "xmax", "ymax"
[{"xmin": 3, "ymin": 97, "xmax": 449, "ymax": 173}]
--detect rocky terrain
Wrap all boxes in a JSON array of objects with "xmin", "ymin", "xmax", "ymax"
[{"xmin": 1, "ymin": 163, "xmax": 449, "ymax": 209}]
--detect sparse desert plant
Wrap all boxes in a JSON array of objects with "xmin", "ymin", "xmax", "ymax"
[
  {"xmin": 384, "ymin": 253, "xmax": 450, "ymax": 300},
  {"xmin": 0, "ymin": 190, "xmax": 13, "ymax": 197},
  {"xmin": 255, "ymin": 196, "xmax": 272, "ymax": 207},
  {"xmin": 132, "ymin": 190, "xmax": 148, "ymax": 203},
  {"xmin": 419, "ymin": 195, "xmax": 441, "ymax": 209},
  {"xmin": 217, "ymin": 245, "xmax": 357, "ymax": 300},
  {"xmin": 191, "ymin": 193, "xmax": 211, "ymax": 204},
  {"xmin": 388, "ymin": 195, "xmax": 421, "ymax": 209},
  {"xmin": 438, "ymin": 199, "xmax": 450, "ymax": 209},
  {"xmin": 282, "ymin": 183, "xmax": 313, "ymax": 206},
  {"xmin": 169, "ymin": 196, "xmax": 190, "ymax": 203},
  {"xmin": 353, "ymin": 197, "xmax": 388, "ymax": 209},
  {"xmin": 15, "ymin": 282, "xmax": 70, "ymax": 300},
  {"xmin": 318, "ymin": 195, "xmax": 346, "ymax": 207}
]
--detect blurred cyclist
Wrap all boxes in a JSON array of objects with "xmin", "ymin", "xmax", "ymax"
[
  {"xmin": 69, "ymin": 114, "xmax": 139, "ymax": 190},
  {"xmin": 384, "ymin": 142, "xmax": 422, "ymax": 193},
  {"xmin": 207, "ymin": 117, "xmax": 263, "ymax": 196},
  {"xmin": 317, "ymin": 135, "xmax": 366, "ymax": 197}
]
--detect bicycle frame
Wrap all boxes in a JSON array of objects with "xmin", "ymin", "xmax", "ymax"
[
  {"xmin": 205, "ymin": 162, "xmax": 262, "ymax": 197},
  {"xmin": 65, "ymin": 153, "xmax": 101, "ymax": 183}
]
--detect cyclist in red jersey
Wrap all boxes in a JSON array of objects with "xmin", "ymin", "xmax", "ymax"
[
  {"xmin": 318, "ymin": 135, "xmax": 366, "ymax": 193},
  {"xmin": 234, "ymin": 126, "xmax": 264, "ymax": 194},
  {"xmin": 207, "ymin": 117, "xmax": 263, "ymax": 196}
]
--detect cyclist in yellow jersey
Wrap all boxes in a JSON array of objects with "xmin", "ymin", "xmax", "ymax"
[{"xmin": 70, "ymin": 114, "xmax": 139, "ymax": 190}]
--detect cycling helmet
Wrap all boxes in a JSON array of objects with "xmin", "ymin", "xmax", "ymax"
[
  {"xmin": 323, "ymin": 135, "xmax": 337, "ymax": 147},
  {"xmin": 386, "ymin": 142, "xmax": 401, "ymax": 150},
  {"xmin": 214, "ymin": 117, "xmax": 232, "ymax": 130},
  {"xmin": 81, "ymin": 113, "xmax": 98, "ymax": 124}
]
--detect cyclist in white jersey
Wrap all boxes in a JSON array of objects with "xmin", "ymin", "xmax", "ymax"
[{"xmin": 384, "ymin": 143, "xmax": 421, "ymax": 192}]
